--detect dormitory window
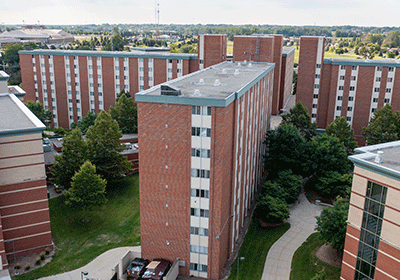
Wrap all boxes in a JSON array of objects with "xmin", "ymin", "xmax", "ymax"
[
  {"xmin": 169, "ymin": 59, "xmax": 173, "ymax": 63},
  {"xmin": 377, "ymin": 66, "xmax": 382, "ymax": 71},
  {"xmin": 99, "ymin": 92, "xmax": 103, "ymax": 96},
  {"xmin": 149, "ymin": 68, "xmax": 153, "ymax": 72},
  {"xmin": 140, "ymin": 77, "xmax": 144, "ymax": 81},
  {"xmin": 140, "ymin": 86, "xmax": 144, "ymax": 90},
  {"xmin": 90, "ymin": 92, "xmax": 94, "ymax": 96},
  {"xmin": 374, "ymin": 88, "xmax": 380, "ymax": 92},
  {"xmin": 190, "ymin": 208, "xmax": 209, "ymax": 218},
  {"xmin": 385, "ymin": 98, "xmax": 390, "ymax": 103},
  {"xmin": 177, "ymin": 69, "xmax": 181, "ymax": 73},
  {"xmin": 313, "ymin": 94, "xmax": 318, "ymax": 99},
  {"xmin": 386, "ymin": 88, "xmax": 392, "ymax": 93},
  {"xmin": 191, "ymin": 127, "xmax": 211, "ymax": 137},
  {"xmin": 346, "ymin": 117, "xmax": 351, "ymax": 121},
  {"xmin": 354, "ymin": 182, "xmax": 387, "ymax": 280},
  {"xmin": 168, "ymin": 69, "xmax": 172, "ymax": 73},
  {"xmin": 76, "ymin": 91, "xmax": 80, "ymax": 96},
  {"xmin": 376, "ymin": 77, "xmax": 381, "ymax": 82},
  {"xmin": 349, "ymin": 96, "xmax": 354, "ymax": 101},
  {"xmin": 190, "ymin": 245, "xmax": 208, "ymax": 255},
  {"xmin": 389, "ymin": 67, "xmax": 394, "ymax": 72},
  {"xmin": 340, "ymin": 76, "xmax": 345, "ymax": 80},
  {"xmin": 337, "ymin": 96, "xmax": 343, "ymax": 101},
  {"xmin": 68, "ymin": 99, "xmax": 72, "ymax": 103},
  {"xmin": 311, "ymin": 113, "xmax": 316, "ymax": 118},
  {"xmin": 69, "ymin": 107, "xmax": 72, "ymax": 112},
  {"xmin": 43, "ymin": 89, "xmax": 47, "ymax": 93},
  {"xmin": 192, "ymin": 106, "xmax": 211, "ymax": 116},
  {"xmin": 68, "ymin": 90, "xmax": 72, "ymax": 95},
  {"xmin": 99, "ymin": 101, "xmax": 103, "ymax": 105},
  {"xmin": 190, "ymin": 263, "xmax": 207, "ymax": 273},
  {"xmin": 98, "ymin": 74, "xmax": 102, "ymax": 79},
  {"xmin": 350, "ymin": 86, "xmax": 355, "ymax": 91},
  {"xmin": 316, "ymin": 64, "xmax": 321, "ymax": 68},
  {"xmin": 341, "ymin": 65, "xmax": 346, "ymax": 70},
  {"xmin": 372, "ymin": 108, "xmax": 377, "ymax": 113},
  {"xmin": 337, "ymin": 106, "xmax": 342, "ymax": 111},
  {"xmin": 139, "ymin": 67, "xmax": 144, "ymax": 72},
  {"xmin": 388, "ymin": 77, "xmax": 393, "ymax": 83},
  {"xmin": 347, "ymin": 107, "xmax": 353, "ymax": 111},
  {"xmin": 373, "ymin": 98, "xmax": 379, "ymax": 103},
  {"xmin": 312, "ymin": 104, "xmax": 317, "ymax": 108},
  {"xmin": 45, "ymin": 105, "xmax": 49, "ymax": 110},
  {"xmin": 314, "ymin": 84, "xmax": 319, "ymax": 89},
  {"xmin": 89, "ymin": 65, "xmax": 92, "ymax": 69},
  {"xmin": 116, "ymin": 75, "xmax": 119, "ymax": 79},
  {"xmin": 191, "ymin": 189, "xmax": 209, "ymax": 198},
  {"xmin": 97, "ymin": 66, "xmax": 101, "ymax": 70},
  {"xmin": 98, "ymin": 83, "xmax": 102, "ymax": 88},
  {"xmin": 191, "ymin": 148, "xmax": 211, "ymax": 158},
  {"xmin": 352, "ymin": 66, "xmax": 358, "ymax": 70},
  {"xmin": 315, "ymin": 74, "xmax": 320, "ymax": 79},
  {"xmin": 191, "ymin": 169, "xmax": 210, "ymax": 179},
  {"xmin": 351, "ymin": 76, "xmax": 356, "ymax": 81},
  {"xmin": 190, "ymin": 227, "xmax": 208, "ymax": 236},
  {"xmin": 44, "ymin": 97, "xmax": 48, "ymax": 102}
]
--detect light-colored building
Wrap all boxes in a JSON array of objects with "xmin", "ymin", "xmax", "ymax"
[
  {"xmin": 0, "ymin": 71, "xmax": 53, "ymax": 269},
  {"xmin": 341, "ymin": 141, "xmax": 400, "ymax": 279},
  {"xmin": 0, "ymin": 26, "xmax": 73, "ymax": 46}
]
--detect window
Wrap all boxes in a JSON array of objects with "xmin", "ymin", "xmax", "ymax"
[
  {"xmin": 177, "ymin": 69, "xmax": 181, "ymax": 73},
  {"xmin": 116, "ymin": 75, "xmax": 119, "ymax": 79},
  {"xmin": 98, "ymin": 83, "xmax": 102, "ymax": 88},
  {"xmin": 313, "ymin": 94, "xmax": 318, "ymax": 99},
  {"xmin": 373, "ymin": 98, "xmax": 379, "ymax": 103},
  {"xmin": 372, "ymin": 108, "xmax": 377, "ymax": 113},
  {"xmin": 140, "ymin": 76, "xmax": 144, "ymax": 81},
  {"xmin": 337, "ymin": 106, "xmax": 342, "ymax": 111},
  {"xmin": 191, "ymin": 189, "xmax": 210, "ymax": 198},
  {"xmin": 377, "ymin": 66, "xmax": 382, "ymax": 71},
  {"xmin": 190, "ymin": 208, "xmax": 209, "ymax": 218},
  {"xmin": 351, "ymin": 76, "xmax": 356, "ymax": 81},
  {"xmin": 52, "ymin": 106, "xmax": 56, "ymax": 110},
  {"xmin": 346, "ymin": 117, "xmax": 351, "ymax": 121},
  {"xmin": 66, "ymin": 64, "xmax": 70, "ymax": 69},
  {"xmin": 125, "ymin": 85, "xmax": 129, "ymax": 89},
  {"xmin": 389, "ymin": 67, "xmax": 394, "ymax": 72},
  {"xmin": 190, "ymin": 227, "xmax": 208, "ymax": 236},
  {"xmin": 376, "ymin": 77, "xmax": 381, "ymax": 82},
  {"xmin": 311, "ymin": 113, "xmax": 316, "ymax": 118},
  {"xmin": 354, "ymin": 182, "xmax": 387, "ymax": 280},
  {"xmin": 386, "ymin": 88, "xmax": 392, "ymax": 93},
  {"xmin": 67, "ymin": 73, "xmax": 70, "ymax": 78},
  {"xmin": 51, "ymin": 90, "xmax": 55, "ymax": 94},
  {"xmin": 337, "ymin": 96, "xmax": 343, "ymax": 101},
  {"xmin": 91, "ymin": 100, "xmax": 95, "ymax": 105},
  {"xmin": 350, "ymin": 86, "xmax": 355, "ymax": 91},
  {"xmin": 312, "ymin": 104, "xmax": 317, "ymax": 108},
  {"xmin": 68, "ymin": 99, "xmax": 72, "ymax": 103},
  {"xmin": 44, "ymin": 97, "xmax": 48, "ymax": 102},
  {"xmin": 190, "ymin": 263, "xmax": 207, "ymax": 273},
  {"xmin": 191, "ymin": 168, "xmax": 210, "ymax": 179},
  {"xmin": 140, "ymin": 85, "xmax": 144, "ymax": 90},
  {"xmin": 191, "ymin": 127, "xmax": 211, "ymax": 137},
  {"xmin": 69, "ymin": 107, "xmax": 72, "ymax": 112},
  {"xmin": 75, "ymin": 73, "xmax": 78, "ymax": 78},
  {"xmin": 388, "ymin": 77, "xmax": 393, "ymax": 83},
  {"xmin": 349, "ymin": 96, "xmax": 354, "ymax": 101},
  {"xmin": 352, "ymin": 65, "xmax": 358, "ymax": 70},
  {"xmin": 316, "ymin": 64, "xmax": 321, "ymax": 68},
  {"xmin": 315, "ymin": 74, "xmax": 320, "ymax": 79},
  {"xmin": 115, "ymin": 66, "xmax": 119, "ymax": 71},
  {"xmin": 139, "ymin": 67, "xmax": 144, "ymax": 72},
  {"xmin": 90, "ymin": 83, "xmax": 94, "ymax": 87},
  {"xmin": 314, "ymin": 84, "xmax": 319, "ymax": 89},
  {"xmin": 77, "ymin": 108, "xmax": 81, "ymax": 113},
  {"xmin": 340, "ymin": 65, "xmax": 346, "ymax": 70},
  {"xmin": 148, "ymin": 68, "xmax": 153, "ymax": 72},
  {"xmin": 90, "ymin": 91, "xmax": 94, "ymax": 96},
  {"xmin": 347, "ymin": 107, "xmax": 353, "ymax": 111},
  {"xmin": 374, "ymin": 87, "xmax": 380, "ymax": 92},
  {"xmin": 190, "ymin": 245, "xmax": 208, "ymax": 255},
  {"xmin": 98, "ymin": 74, "xmax": 102, "ymax": 79},
  {"xmin": 74, "ymin": 65, "xmax": 77, "ymax": 69},
  {"xmin": 191, "ymin": 106, "xmax": 211, "ymax": 116},
  {"xmin": 169, "ymin": 59, "xmax": 173, "ymax": 64},
  {"xmin": 99, "ymin": 101, "xmax": 103, "ymax": 105},
  {"xmin": 76, "ymin": 91, "xmax": 80, "ymax": 95},
  {"xmin": 99, "ymin": 92, "xmax": 103, "ymax": 96},
  {"xmin": 168, "ymin": 68, "xmax": 172, "ymax": 73},
  {"xmin": 384, "ymin": 98, "xmax": 390, "ymax": 103},
  {"xmin": 75, "ymin": 82, "xmax": 79, "ymax": 86},
  {"xmin": 76, "ymin": 100, "xmax": 80, "ymax": 104},
  {"xmin": 340, "ymin": 75, "xmax": 345, "ymax": 80},
  {"xmin": 97, "ymin": 66, "xmax": 101, "ymax": 70},
  {"xmin": 89, "ymin": 65, "xmax": 93, "ymax": 70},
  {"xmin": 43, "ymin": 89, "xmax": 47, "ymax": 93}
]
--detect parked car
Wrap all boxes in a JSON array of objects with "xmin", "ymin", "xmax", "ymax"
[
  {"xmin": 141, "ymin": 259, "xmax": 171, "ymax": 280},
  {"xmin": 126, "ymin": 258, "xmax": 149, "ymax": 280}
]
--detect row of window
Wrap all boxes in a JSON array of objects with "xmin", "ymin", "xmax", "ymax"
[
  {"xmin": 340, "ymin": 65, "xmax": 358, "ymax": 70},
  {"xmin": 189, "ymin": 263, "xmax": 207, "ymax": 272},
  {"xmin": 191, "ymin": 127, "xmax": 211, "ymax": 137},
  {"xmin": 190, "ymin": 208, "xmax": 209, "ymax": 217},
  {"xmin": 190, "ymin": 245, "xmax": 208, "ymax": 255},
  {"xmin": 191, "ymin": 188, "xmax": 209, "ymax": 198},
  {"xmin": 191, "ymin": 148, "xmax": 210, "ymax": 158},
  {"xmin": 190, "ymin": 226, "xmax": 209, "ymax": 236},
  {"xmin": 191, "ymin": 168, "xmax": 210, "ymax": 179},
  {"xmin": 192, "ymin": 106, "xmax": 212, "ymax": 116},
  {"xmin": 376, "ymin": 77, "xmax": 393, "ymax": 82},
  {"xmin": 336, "ymin": 106, "xmax": 353, "ymax": 112}
]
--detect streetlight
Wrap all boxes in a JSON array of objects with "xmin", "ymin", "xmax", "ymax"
[
  {"xmin": 6, "ymin": 240, "xmax": 15, "ymax": 264},
  {"xmin": 81, "ymin": 271, "xmax": 88, "ymax": 280},
  {"xmin": 237, "ymin": 256, "xmax": 245, "ymax": 280}
]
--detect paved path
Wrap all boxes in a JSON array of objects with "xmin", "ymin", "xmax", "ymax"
[
  {"xmin": 261, "ymin": 193, "xmax": 323, "ymax": 280},
  {"xmin": 39, "ymin": 246, "xmax": 141, "ymax": 280}
]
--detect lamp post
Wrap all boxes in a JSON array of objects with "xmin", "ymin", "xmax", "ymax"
[
  {"xmin": 237, "ymin": 256, "xmax": 245, "ymax": 280},
  {"xmin": 81, "ymin": 271, "xmax": 88, "ymax": 280},
  {"xmin": 6, "ymin": 240, "xmax": 15, "ymax": 264}
]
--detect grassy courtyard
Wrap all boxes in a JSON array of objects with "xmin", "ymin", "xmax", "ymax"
[
  {"xmin": 13, "ymin": 174, "xmax": 140, "ymax": 280},
  {"xmin": 290, "ymin": 233, "xmax": 341, "ymax": 280},
  {"xmin": 227, "ymin": 221, "xmax": 290, "ymax": 280}
]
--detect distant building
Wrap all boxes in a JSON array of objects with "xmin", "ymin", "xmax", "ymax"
[
  {"xmin": 297, "ymin": 36, "xmax": 400, "ymax": 145},
  {"xmin": 0, "ymin": 71, "xmax": 53, "ymax": 269},
  {"xmin": 341, "ymin": 141, "xmax": 400, "ymax": 279},
  {"xmin": 0, "ymin": 25, "xmax": 74, "ymax": 46},
  {"xmin": 136, "ymin": 61, "xmax": 274, "ymax": 279}
]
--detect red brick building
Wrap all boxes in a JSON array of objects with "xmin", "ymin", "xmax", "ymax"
[
  {"xmin": 0, "ymin": 72, "xmax": 53, "ymax": 269},
  {"xmin": 136, "ymin": 61, "xmax": 274, "ymax": 279},
  {"xmin": 19, "ymin": 34, "xmax": 294, "ymax": 130},
  {"xmin": 341, "ymin": 141, "xmax": 400, "ymax": 279},
  {"xmin": 297, "ymin": 36, "xmax": 400, "ymax": 144}
]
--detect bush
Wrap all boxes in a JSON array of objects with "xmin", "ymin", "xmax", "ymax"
[
  {"xmin": 311, "ymin": 267, "xmax": 326, "ymax": 280},
  {"xmin": 274, "ymin": 170, "xmax": 302, "ymax": 204},
  {"xmin": 14, "ymin": 263, "xmax": 21, "ymax": 269},
  {"xmin": 25, "ymin": 264, "xmax": 31, "ymax": 270},
  {"xmin": 45, "ymin": 247, "xmax": 51, "ymax": 255},
  {"xmin": 256, "ymin": 195, "xmax": 290, "ymax": 224},
  {"xmin": 40, "ymin": 251, "xmax": 46, "ymax": 260},
  {"xmin": 35, "ymin": 257, "xmax": 41, "ymax": 265},
  {"xmin": 315, "ymin": 172, "xmax": 353, "ymax": 198}
]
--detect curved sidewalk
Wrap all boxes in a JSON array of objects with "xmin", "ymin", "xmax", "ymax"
[
  {"xmin": 39, "ymin": 246, "xmax": 141, "ymax": 280},
  {"xmin": 261, "ymin": 193, "xmax": 323, "ymax": 279}
]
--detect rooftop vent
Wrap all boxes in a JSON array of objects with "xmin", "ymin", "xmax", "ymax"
[
  {"xmin": 213, "ymin": 79, "xmax": 221, "ymax": 87},
  {"xmin": 238, "ymin": 62, "xmax": 241, "ymax": 67},
  {"xmin": 161, "ymin": 84, "xmax": 181, "ymax": 96},
  {"xmin": 194, "ymin": 89, "xmax": 201, "ymax": 97},
  {"xmin": 375, "ymin": 151, "xmax": 384, "ymax": 163},
  {"xmin": 244, "ymin": 60, "xmax": 247, "ymax": 64},
  {"xmin": 222, "ymin": 69, "xmax": 227, "ymax": 74},
  {"xmin": 248, "ymin": 63, "xmax": 252, "ymax": 68},
  {"xmin": 198, "ymin": 79, "xmax": 205, "ymax": 85},
  {"xmin": 234, "ymin": 69, "xmax": 240, "ymax": 76}
]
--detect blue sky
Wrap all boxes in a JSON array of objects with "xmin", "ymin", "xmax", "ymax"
[{"xmin": 2, "ymin": 0, "xmax": 399, "ymax": 27}]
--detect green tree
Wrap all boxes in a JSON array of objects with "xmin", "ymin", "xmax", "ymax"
[
  {"xmin": 116, "ymin": 89, "xmax": 131, "ymax": 100},
  {"xmin": 65, "ymin": 161, "xmax": 107, "ymax": 222},
  {"xmin": 326, "ymin": 117, "xmax": 357, "ymax": 155},
  {"xmin": 256, "ymin": 195, "xmax": 290, "ymax": 224},
  {"xmin": 311, "ymin": 268, "xmax": 326, "ymax": 280},
  {"xmin": 25, "ymin": 101, "xmax": 53, "ymax": 127},
  {"xmin": 304, "ymin": 134, "xmax": 349, "ymax": 177},
  {"xmin": 86, "ymin": 111, "xmax": 131, "ymax": 187},
  {"xmin": 274, "ymin": 170, "xmax": 302, "ymax": 203},
  {"xmin": 362, "ymin": 104, "xmax": 400, "ymax": 145},
  {"xmin": 316, "ymin": 197, "xmax": 349, "ymax": 251},
  {"xmin": 281, "ymin": 101, "xmax": 317, "ymax": 141},
  {"xmin": 3, "ymin": 43, "xmax": 24, "ymax": 65},
  {"xmin": 71, "ymin": 111, "xmax": 97, "ymax": 134},
  {"xmin": 315, "ymin": 172, "xmax": 353, "ymax": 198},
  {"xmin": 264, "ymin": 124, "xmax": 306, "ymax": 176},
  {"xmin": 51, "ymin": 129, "xmax": 87, "ymax": 189},
  {"xmin": 109, "ymin": 93, "xmax": 137, "ymax": 134}
]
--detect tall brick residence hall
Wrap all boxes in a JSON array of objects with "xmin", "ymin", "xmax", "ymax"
[
  {"xmin": 298, "ymin": 36, "xmax": 400, "ymax": 144},
  {"xmin": 19, "ymin": 34, "xmax": 294, "ymax": 129},
  {"xmin": 0, "ymin": 71, "xmax": 53, "ymax": 269},
  {"xmin": 341, "ymin": 141, "xmax": 400, "ymax": 280},
  {"xmin": 136, "ymin": 61, "xmax": 274, "ymax": 279}
]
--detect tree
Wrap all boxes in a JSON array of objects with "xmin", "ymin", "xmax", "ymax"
[
  {"xmin": 316, "ymin": 197, "xmax": 349, "ymax": 251},
  {"xmin": 25, "ymin": 101, "xmax": 53, "ymax": 127},
  {"xmin": 51, "ymin": 129, "xmax": 87, "ymax": 189},
  {"xmin": 304, "ymin": 134, "xmax": 349, "ymax": 177},
  {"xmin": 315, "ymin": 172, "xmax": 353, "ymax": 198},
  {"xmin": 274, "ymin": 170, "xmax": 303, "ymax": 203},
  {"xmin": 326, "ymin": 117, "xmax": 357, "ymax": 155},
  {"xmin": 86, "ymin": 111, "xmax": 131, "ymax": 187},
  {"xmin": 3, "ymin": 43, "xmax": 24, "ymax": 65},
  {"xmin": 65, "ymin": 161, "xmax": 107, "ymax": 222},
  {"xmin": 70, "ymin": 111, "xmax": 97, "ymax": 134},
  {"xmin": 281, "ymin": 101, "xmax": 317, "ymax": 141},
  {"xmin": 311, "ymin": 268, "xmax": 326, "ymax": 280},
  {"xmin": 256, "ymin": 195, "xmax": 290, "ymax": 224},
  {"xmin": 109, "ymin": 93, "xmax": 137, "ymax": 134},
  {"xmin": 264, "ymin": 124, "xmax": 306, "ymax": 176},
  {"xmin": 116, "ymin": 89, "xmax": 131, "ymax": 100},
  {"xmin": 362, "ymin": 104, "xmax": 400, "ymax": 145}
]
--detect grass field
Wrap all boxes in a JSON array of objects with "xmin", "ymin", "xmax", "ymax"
[
  {"xmin": 227, "ymin": 221, "xmax": 290, "ymax": 280},
  {"xmin": 290, "ymin": 233, "xmax": 341, "ymax": 280},
  {"xmin": 13, "ymin": 174, "xmax": 141, "ymax": 280}
]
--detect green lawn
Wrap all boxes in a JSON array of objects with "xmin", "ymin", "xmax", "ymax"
[
  {"xmin": 13, "ymin": 174, "xmax": 141, "ymax": 280},
  {"xmin": 228, "ymin": 221, "xmax": 290, "ymax": 280},
  {"xmin": 290, "ymin": 233, "xmax": 341, "ymax": 280}
]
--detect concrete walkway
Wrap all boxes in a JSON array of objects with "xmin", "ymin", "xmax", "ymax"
[
  {"xmin": 261, "ymin": 193, "xmax": 323, "ymax": 280},
  {"xmin": 39, "ymin": 246, "xmax": 141, "ymax": 280}
]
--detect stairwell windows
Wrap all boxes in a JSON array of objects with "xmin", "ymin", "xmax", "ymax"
[
  {"xmin": 191, "ymin": 169, "xmax": 210, "ymax": 179},
  {"xmin": 340, "ymin": 75, "xmax": 345, "ymax": 80},
  {"xmin": 190, "ymin": 263, "xmax": 207, "ymax": 273},
  {"xmin": 190, "ymin": 227, "xmax": 209, "ymax": 236},
  {"xmin": 374, "ymin": 88, "xmax": 380, "ymax": 92},
  {"xmin": 190, "ymin": 245, "xmax": 208, "ymax": 255},
  {"xmin": 191, "ymin": 189, "xmax": 209, "ymax": 198},
  {"xmin": 190, "ymin": 208, "xmax": 209, "ymax": 218},
  {"xmin": 191, "ymin": 106, "xmax": 211, "ymax": 115},
  {"xmin": 316, "ymin": 64, "xmax": 321, "ymax": 68},
  {"xmin": 191, "ymin": 127, "xmax": 211, "ymax": 137},
  {"xmin": 191, "ymin": 148, "xmax": 210, "ymax": 158}
]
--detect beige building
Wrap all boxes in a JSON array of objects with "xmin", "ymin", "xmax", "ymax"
[
  {"xmin": 341, "ymin": 141, "xmax": 400, "ymax": 279},
  {"xmin": 0, "ymin": 71, "xmax": 53, "ymax": 269}
]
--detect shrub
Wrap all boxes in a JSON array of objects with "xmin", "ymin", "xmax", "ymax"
[
  {"xmin": 311, "ymin": 267, "xmax": 326, "ymax": 280},
  {"xmin": 14, "ymin": 263, "xmax": 21, "ymax": 269},
  {"xmin": 256, "ymin": 195, "xmax": 290, "ymax": 224},
  {"xmin": 24, "ymin": 264, "xmax": 31, "ymax": 271},
  {"xmin": 274, "ymin": 170, "xmax": 303, "ymax": 204},
  {"xmin": 40, "ymin": 251, "xmax": 46, "ymax": 260},
  {"xmin": 35, "ymin": 257, "xmax": 41, "ymax": 265},
  {"xmin": 45, "ymin": 247, "xmax": 51, "ymax": 255},
  {"xmin": 315, "ymin": 172, "xmax": 353, "ymax": 198}
]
